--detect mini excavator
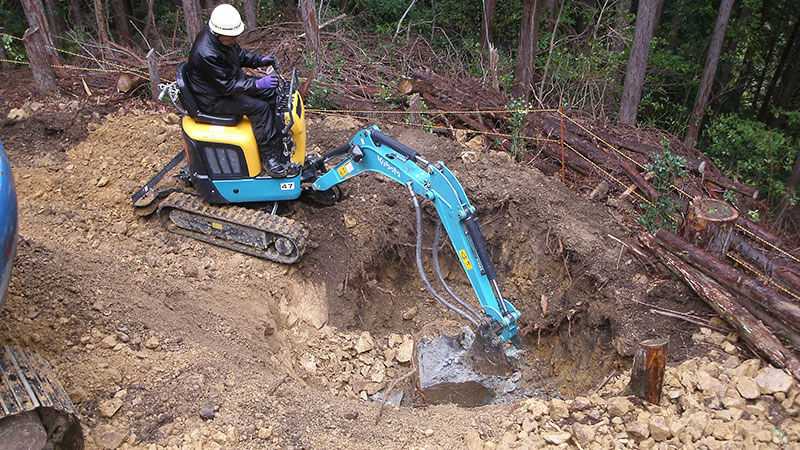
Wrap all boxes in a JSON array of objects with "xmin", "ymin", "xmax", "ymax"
[{"xmin": 133, "ymin": 63, "xmax": 521, "ymax": 348}]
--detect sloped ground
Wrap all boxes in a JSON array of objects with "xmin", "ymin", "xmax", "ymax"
[{"xmin": 0, "ymin": 71, "xmax": 797, "ymax": 448}]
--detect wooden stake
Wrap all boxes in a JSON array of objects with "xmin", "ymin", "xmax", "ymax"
[
  {"xmin": 627, "ymin": 338, "xmax": 667, "ymax": 404},
  {"xmin": 146, "ymin": 49, "xmax": 160, "ymax": 100}
]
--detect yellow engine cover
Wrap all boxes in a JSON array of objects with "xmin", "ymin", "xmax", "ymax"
[
  {"xmin": 182, "ymin": 116, "xmax": 261, "ymax": 177},
  {"xmin": 181, "ymin": 92, "xmax": 306, "ymax": 178}
]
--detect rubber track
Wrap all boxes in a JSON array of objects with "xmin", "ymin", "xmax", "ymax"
[{"xmin": 157, "ymin": 192, "xmax": 308, "ymax": 264}]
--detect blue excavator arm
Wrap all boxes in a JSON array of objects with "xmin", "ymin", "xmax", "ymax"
[{"xmin": 313, "ymin": 127, "xmax": 520, "ymax": 345}]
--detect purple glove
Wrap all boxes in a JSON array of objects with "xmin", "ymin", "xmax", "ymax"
[
  {"xmin": 256, "ymin": 74, "xmax": 277, "ymax": 90},
  {"xmin": 260, "ymin": 55, "xmax": 278, "ymax": 67}
]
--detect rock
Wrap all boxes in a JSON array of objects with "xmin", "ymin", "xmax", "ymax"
[
  {"xmin": 144, "ymin": 336, "xmax": 160, "ymax": 349},
  {"xmin": 606, "ymin": 396, "xmax": 633, "ymax": 417},
  {"xmin": 464, "ymin": 429, "xmax": 484, "ymax": 450},
  {"xmin": 300, "ymin": 353, "xmax": 317, "ymax": 373},
  {"xmin": 735, "ymin": 376, "xmax": 761, "ymax": 399},
  {"xmin": 711, "ymin": 422, "xmax": 734, "ymax": 440},
  {"xmin": 110, "ymin": 221, "xmax": 127, "ymax": 235},
  {"xmin": 99, "ymin": 335, "xmax": 117, "ymax": 349},
  {"xmin": 649, "ymin": 416, "xmax": 671, "ymax": 441},
  {"xmin": 257, "ymin": 427, "xmax": 272, "ymax": 439},
  {"xmin": 697, "ymin": 372, "xmax": 723, "ymax": 393},
  {"xmin": 754, "ymin": 367, "xmax": 794, "ymax": 394},
  {"xmin": 388, "ymin": 333, "xmax": 403, "ymax": 348},
  {"xmin": 402, "ymin": 306, "xmax": 418, "ymax": 320},
  {"xmin": 396, "ymin": 339, "xmax": 414, "ymax": 363},
  {"xmin": 263, "ymin": 319, "xmax": 276, "ymax": 336},
  {"xmin": 343, "ymin": 214, "xmax": 358, "ymax": 229},
  {"xmin": 626, "ymin": 419, "xmax": 650, "ymax": 440},
  {"xmin": 98, "ymin": 398, "xmax": 124, "ymax": 418},
  {"xmin": 542, "ymin": 431, "xmax": 572, "ymax": 445},
  {"xmin": 460, "ymin": 151, "xmax": 479, "ymax": 164},
  {"xmin": 200, "ymin": 404, "xmax": 216, "ymax": 420},
  {"xmin": 97, "ymin": 176, "xmax": 109, "ymax": 187},
  {"xmin": 355, "ymin": 332, "xmax": 374, "ymax": 353},
  {"xmin": 521, "ymin": 417, "xmax": 537, "ymax": 433},
  {"xmin": 465, "ymin": 135, "xmax": 484, "ymax": 151},
  {"xmin": 94, "ymin": 424, "xmax": 126, "ymax": 449},
  {"xmin": 7, "ymin": 108, "xmax": 27, "ymax": 121},
  {"xmin": 549, "ymin": 398, "xmax": 569, "ymax": 420},
  {"xmin": 164, "ymin": 113, "xmax": 180, "ymax": 124},
  {"xmin": 685, "ymin": 412, "xmax": 709, "ymax": 441},
  {"xmin": 525, "ymin": 398, "xmax": 549, "ymax": 419},
  {"xmin": 571, "ymin": 423, "xmax": 595, "ymax": 446}
]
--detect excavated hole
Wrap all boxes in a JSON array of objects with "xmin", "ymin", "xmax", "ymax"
[{"xmin": 309, "ymin": 246, "xmax": 625, "ymax": 408}]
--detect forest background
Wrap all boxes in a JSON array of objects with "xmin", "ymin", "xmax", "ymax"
[{"xmin": 2, "ymin": 0, "xmax": 800, "ymax": 226}]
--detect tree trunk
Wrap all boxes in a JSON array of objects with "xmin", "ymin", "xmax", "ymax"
[
  {"xmin": 112, "ymin": 0, "xmax": 132, "ymax": 44},
  {"xmin": 775, "ymin": 149, "xmax": 800, "ymax": 221},
  {"xmin": 22, "ymin": 26, "xmax": 58, "ymax": 93},
  {"xmin": 618, "ymin": 0, "xmax": 662, "ymax": 125},
  {"xmin": 681, "ymin": 198, "xmax": 739, "ymax": 259},
  {"xmin": 182, "ymin": 0, "xmax": 203, "ymax": 42},
  {"xmin": 683, "ymin": 0, "xmax": 735, "ymax": 147},
  {"xmin": 759, "ymin": 12, "xmax": 800, "ymax": 122},
  {"xmin": 243, "ymin": 0, "xmax": 258, "ymax": 31},
  {"xmin": 511, "ymin": 0, "xmax": 543, "ymax": 101},
  {"xmin": 481, "ymin": 0, "xmax": 497, "ymax": 48},
  {"xmin": 94, "ymin": 0, "xmax": 110, "ymax": 44},
  {"xmin": 20, "ymin": 0, "xmax": 56, "ymax": 54},
  {"xmin": 299, "ymin": 0, "xmax": 320, "ymax": 66},
  {"xmin": 67, "ymin": 0, "xmax": 86, "ymax": 28}
]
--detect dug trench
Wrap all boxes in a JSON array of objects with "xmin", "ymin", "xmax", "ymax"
[{"xmin": 2, "ymin": 104, "xmax": 721, "ymax": 448}]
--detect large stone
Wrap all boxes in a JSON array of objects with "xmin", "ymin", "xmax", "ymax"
[
  {"xmin": 98, "ymin": 398, "xmax": 124, "ymax": 418},
  {"xmin": 754, "ymin": 368, "xmax": 794, "ymax": 394},
  {"xmin": 542, "ymin": 431, "xmax": 572, "ymax": 445},
  {"xmin": 649, "ymin": 416, "xmax": 671, "ymax": 441},
  {"xmin": 396, "ymin": 339, "xmax": 414, "ymax": 363},
  {"xmin": 607, "ymin": 397, "xmax": 633, "ymax": 417},
  {"xmin": 355, "ymin": 332, "xmax": 374, "ymax": 353},
  {"xmin": 525, "ymin": 398, "xmax": 549, "ymax": 419},
  {"xmin": 684, "ymin": 412, "xmax": 709, "ymax": 441},
  {"xmin": 7, "ymin": 108, "xmax": 27, "ymax": 121},
  {"xmin": 697, "ymin": 372, "xmax": 724, "ymax": 393},
  {"xmin": 711, "ymin": 422, "xmax": 734, "ymax": 440},
  {"xmin": 626, "ymin": 420, "xmax": 649, "ymax": 440},
  {"xmin": 94, "ymin": 424, "xmax": 126, "ymax": 449},
  {"xmin": 549, "ymin": 398, "xmax": 569, "ymax": 420},
  {"xmin": 735, "ymin": 376, "xmax": 761, "ymax": 399},
  {"xmin": 571, "ymin": 423, "xmax": 596, "ymax": 446}
]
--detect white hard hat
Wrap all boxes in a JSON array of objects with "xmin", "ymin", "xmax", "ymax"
[{"xmin": 209, "ymin": 4, "xmax": 244, "ymax": 37}]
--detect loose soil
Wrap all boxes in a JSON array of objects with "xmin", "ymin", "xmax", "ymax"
[{"xmin": 0, "ymin": 67, "xmax": 724, "ymax": 449}]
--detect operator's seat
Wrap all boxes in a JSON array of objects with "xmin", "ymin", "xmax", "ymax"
[{"xmin": 175, "ymin": 62, "xmax": 242, "ymax": 127}]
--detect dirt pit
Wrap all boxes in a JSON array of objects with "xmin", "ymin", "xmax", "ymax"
[{"xmin": 0, "ymin": 90, "xmax": 719, "ymax": 448}]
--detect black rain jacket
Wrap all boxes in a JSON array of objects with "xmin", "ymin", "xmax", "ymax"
[{"xmin": 186, "ymin": 26, "xmax": 265, "ymax": 109}]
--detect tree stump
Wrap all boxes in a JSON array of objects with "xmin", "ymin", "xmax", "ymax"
[
  {"xmin": 627, "ymin": 338, "xmax": 668, "ymax": 404},
  {"xmin": 682, "ymin": 198, "xmax": 739, "ymax": 258}
]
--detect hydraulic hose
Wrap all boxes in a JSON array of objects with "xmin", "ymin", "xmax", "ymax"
[
  {"xmin": 432, "ymin": 220, "xmax": 483, "ymax": 322},
  {"xmin": 407, "ymin": 183, "xmax": 479, "ymax": 328}
]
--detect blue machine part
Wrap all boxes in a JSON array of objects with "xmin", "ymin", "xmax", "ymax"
[
  {"xmin": 212, "ymin": 174, "xmax": 303, "ymax": 202},
  {"xmin": 0, "ymin": 139, "xmax": 19, "ymax": 310},
  {"xmin": 313, "ymin": 127, "xmax": 520, "ymax": 343}
]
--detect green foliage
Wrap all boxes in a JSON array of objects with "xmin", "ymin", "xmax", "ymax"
[
  {"xmin": 505, "ymin": 98, "xmax": 532, "ymax": 158},
  {"xmin": 637, "ymin": 143, "xmax": 688, "ymax": 232},
  {"xmin": 703, "ymin": 113, "xmax": 798, "ymax": 203},
  {"xmin": 306, "ymin": 79, "xmax": 339, "ymax": 110}
]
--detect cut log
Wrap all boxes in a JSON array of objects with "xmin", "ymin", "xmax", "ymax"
[
  {"xmin": 620, "ymin": 160, "xmax": 659, "ymax": 201},
  {"xmin": 641, "ymin": 233, "xmax": 800, "ymax": 381},
  {"xmin": 627, "ymin": 338, "xmax": 668, "ymax": 404},
  {"xmin": 655, "ymin": 229, "xmax": 800, "ymax": 331},
  {"xmin": 735, "ymin": 215, "xmax": 779, "ymax": 245},
  {"xmin": 681, "ymin": 198, "xmax": 739, "ymax": 259}
]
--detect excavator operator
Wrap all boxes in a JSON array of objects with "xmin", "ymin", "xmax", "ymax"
[{"xmin": 186, "ymin": 3, "xmax": 300, "ymax": 178}]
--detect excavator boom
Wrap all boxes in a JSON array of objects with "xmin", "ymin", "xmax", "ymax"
[{"xmin": 313, "ymin": 127, "xmax": 520, "ymax": 344}]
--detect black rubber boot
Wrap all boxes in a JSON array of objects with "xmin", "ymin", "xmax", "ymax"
[{"xmin": 264, "ymin": 156, "xmax": 288, "ymax": 178}]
